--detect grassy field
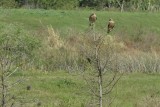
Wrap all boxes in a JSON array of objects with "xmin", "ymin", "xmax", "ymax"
[
  {"xmin": 12, "ymin": 70, "xmax": 160, "ymax": 107},
  {"xmin": 0, "ymin": 9, "xmax": 160, "ymax": 107}
]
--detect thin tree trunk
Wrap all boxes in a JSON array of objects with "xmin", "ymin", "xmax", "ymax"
[
  {"xmin": 120, "ymin": 0, "xmax": 124, "ymax": 12},
  {"xmin": 1, "ymin": 71, "xmax": 6, "ymax": 107},
  {"xmin": 108, "ymin": 1, "xmax": 111, "ymax": 8},
  {"xmin": 148, "ymin": 0, "xmax": 151, "ymax": 11},
  {"xmin": 116, "ymin": 0, "xmax": 124, "ymax": 12},
  {"xmin": 95, "ymin": 43, "xmax": 103, "ymax": 107},
  {"xmin": 98, "ymin": 70, "xmax": 103, "ymax": 107}
]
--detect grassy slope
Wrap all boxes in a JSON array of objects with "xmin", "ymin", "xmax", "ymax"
[
  {"xmin": 0, "ymin": 9, "xmax": 160, "ymax": 107},
  {"xmin": 0, "ymin": 9, "xmax": 160, "ymax": 35}
]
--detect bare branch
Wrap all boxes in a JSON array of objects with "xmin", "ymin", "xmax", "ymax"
[
  {"xmin": 103, "ymin": 73, "xmax": 123, "ymax": 95},
  {"xmin": 5, "ymin": 67, "xmax": 19, "ymax": 81},
  {"xmin": 83, "ymin": 74, "xmax": 99, "ymax": 97}
]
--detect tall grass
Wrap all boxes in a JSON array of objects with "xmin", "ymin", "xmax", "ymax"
[{"xmin": 32, "ymin": 25, "xmax": 160, "ymax": 73}]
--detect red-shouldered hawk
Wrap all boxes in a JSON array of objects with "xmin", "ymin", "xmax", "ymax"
[
  {"xmin": 89, "ymin": 13, "xmax": 97, "ymax": 26},
  {"xmin": 107, "ymin": 18, "xmax": 115, "ymax": 33}
]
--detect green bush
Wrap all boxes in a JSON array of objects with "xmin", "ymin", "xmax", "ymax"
[
  {"xmin": 0, "ymin": 0, "xmax": 17, "ymax": 8},
  {"xmin": 37, "ymin": 0, "xmax": 78, "ymax": 9},
  {"xmin": 0, "ymin": 23, "xmax": 41, "ymax": 69},
  {"xmin": 53, "ymin": 0, "xmax": 78, "ymax": 10}
]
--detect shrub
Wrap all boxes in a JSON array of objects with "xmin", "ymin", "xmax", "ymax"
[
  {"xmin": 37, "ymin": 0, "xmax": 78, "ymax": 9},
  {"xmin": 53, "ymin": 0, "xmax": 78, "ymax": 10},
  {"xmin": 0, "ymin": 0, "xmax": 17, "ymax": 8},
  {"xmin": 0, "ymin": 23, "xmax": 41, "ymax": 70}
]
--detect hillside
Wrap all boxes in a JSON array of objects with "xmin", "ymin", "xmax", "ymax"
[{"xmin": 1, "ymin": 9, "xmax": 160, "ymax": 34}]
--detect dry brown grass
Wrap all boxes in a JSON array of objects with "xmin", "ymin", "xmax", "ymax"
[
  {"xmin": 36, "ymin": 26, "xmax": 160, "ymax": 73},
  {"xmin": 47, "ymin": 25, "xmax": 64, "ymax": 49}
]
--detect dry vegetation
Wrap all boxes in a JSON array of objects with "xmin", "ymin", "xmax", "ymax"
[{"xmin": 35, "ymin": 25, "xmax": 160, "ymax": 73}]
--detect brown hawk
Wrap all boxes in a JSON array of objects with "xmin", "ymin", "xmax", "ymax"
[
  {"xmin": 107, "ymin": 18, "xmax": 115, "ymax": 33},
  {"xmin": 89, "ymin": 13, "xmax": 97, "ymax": 27}
]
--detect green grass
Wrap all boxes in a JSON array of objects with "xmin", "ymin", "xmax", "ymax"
[
  {"xmin": 0, "ymin": 9, "xmax": 160, "ymax": 36},
  {"xmin": 12, "ymin": 70, "xmax": 89, "ymax": 107},
  {"xmin": 11, "ymin": 71, "xmax": 160, "ymax": 107}
]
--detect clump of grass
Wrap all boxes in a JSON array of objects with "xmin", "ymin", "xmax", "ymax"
[
  {"xmin": 111, "ymin": 50, "xmax": 160, "ymax": 73},
  {"xmin": 47, "ymin": 25, "xmax": 64, "ymax": 49},
  {"xmin": 135, "ymin": 95, "xmax": 160, "ymax": 107}
]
